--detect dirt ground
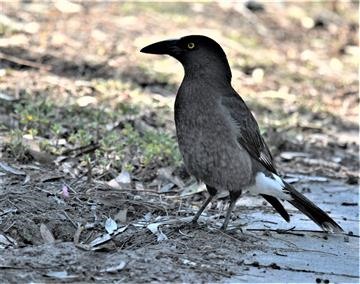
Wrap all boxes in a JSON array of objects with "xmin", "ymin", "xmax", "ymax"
[{"xmin": 0, "ymin": 1, "xmax": 359, "ymax": 283}]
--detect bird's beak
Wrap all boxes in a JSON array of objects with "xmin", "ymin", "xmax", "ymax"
[{"xmin": 140, "ymin": 39, "xmax": 180, "ymax": 55}]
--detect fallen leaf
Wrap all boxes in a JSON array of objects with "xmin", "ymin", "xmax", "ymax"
[
  {"xmin": 157, "ymin": 167, "xmax": 184, "ymax": 188},
  {"xmin": 108, "ymin": 169, "xmax": 132, "ymax": 189},
  {"xmin": 147, "ymin": 223, "xmax": 168, "ymax": 242},
  {"xmin": 0, "ymin": 234, "xmax": 17, "ymax": 249},
  {"xmin": 40, "ymin": 223, "xmax": 55, "ymax": 243},
  {"xmin": 105, "ymin": 218, "xmax": 118, "ymax": 234},
  {"xmin": 0, "ymin": 161, "xmax": 26, "ymax": 175},
  {"xmin": 107, "ymin": 179, "xmax": 121, "ymax": 189},
  {"xmin": 89, "ymin": 225, "xmax": 128, "ymax": 249},
  {"xmin": 114, "ymin": 209, "xmax": 128, "ymax": 224},
  {"xmin": 99, "ymin": 261, "xmax": 127, "ymax": 273},
  {"xmin": 116, "ymin": 170, "xmax": 131, "ymax": 184},
  {"xmin": 160, "ymin": 182, "xmax": 175, "ymax": 193},
  {"xmin": 45, "ymin": 271, "xmax": 78, "ymax": 279},
  {"xmin": 180, "ymin": 182, "xmax": 206, "ymax": 197}
]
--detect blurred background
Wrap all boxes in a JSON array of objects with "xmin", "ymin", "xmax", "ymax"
[{"xmin": 0, "ymin": 1, "xmax": 359, "ymax": 281}]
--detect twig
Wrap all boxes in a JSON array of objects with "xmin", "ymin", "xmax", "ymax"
[
  {"xmin": 86, "ymin": 158, "xmax": 92, "ymax": 183},
  {"xmin": 112, "ymin": 188, "xmax": 179, "ymax": 195},
  {"xmin": 63, "ymin": 182, "xmax": 78, "ymax": 194},
  {"xmin": 188, "ymin": 265, "xmax": 233, "ymax": 278},
  {"xmin": 0, "ymin": 208, "xmax": 17, "ymax": 216},
  {"xmin": 214, "ymin": 227, "xmax": 263, "ymax": 245},
  {"xmin": 94, "ymin": 181, "xmax": 179, "ymax": 195},
  {"xmin": 247, "ymin": 226, "xmax": 305, "ymax": 236},
  {"xmin": 57, "ymin": 144, "xmax": 100, "ymax": 164},
  {"xmin": 60, "ymin": 142, "xmax": 99, "ymax": 156},
  {"xmin": 41, "ymin": 175, "xmax": 65, "ymax": 183},
  {"xmin": 246, "ymin": 228, "xmax": 359, "ymax": 237},
  {"xmin": 73, "ymin": 225, "xmax": 92, "ymax": 251},
  {"xmin": 0, "ymin": 52, "xmax": 50, "ymax": 70},
  {"xmin": 62, "ymin": 211, "xmax": 77, "ymax": 228}
]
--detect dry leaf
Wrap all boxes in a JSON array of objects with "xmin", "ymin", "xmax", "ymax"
[
  {"xmin": 0, "ymin": 161, "xmax": 26, "ymax": 175},
  {"xmin": 105, "ymin": 218, "xmax": 118, "ymax": 234},
  {"xmin": 114, "ymin": 209, "xmax": 128, "ymax": 224},
  {"xmin": 40, "ymin": 223, "xmax": 55, "ymax": 243},
  {"xmin": 99, "ymin": 261, "xmax": 127, "ymax": 273},
  {"xmin": 147, "ymin": 223, "xmax": 168, "ymax": 242}
]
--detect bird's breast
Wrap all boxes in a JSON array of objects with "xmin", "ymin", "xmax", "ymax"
[{"xmin": 174, "ymin": 92, "xmax": 252, "ymax": 189}]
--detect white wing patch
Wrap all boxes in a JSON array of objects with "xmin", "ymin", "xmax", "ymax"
[
  {"xmin": 247, "ymin": 172, "xmax": 292, "ymax": 201},
  {"xmin": 259, "ymin": 151, "xmax": 273, "ymax": 169}
]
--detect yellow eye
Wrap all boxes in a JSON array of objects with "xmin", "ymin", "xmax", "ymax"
[{"xmin": 187, "ymin": 42, "xmax": 195, "ymax": 49}]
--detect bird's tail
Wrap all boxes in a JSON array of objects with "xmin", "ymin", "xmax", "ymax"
[{"xmin": 284, "ymin": 181, "xmax": 344, "ymax": 233}]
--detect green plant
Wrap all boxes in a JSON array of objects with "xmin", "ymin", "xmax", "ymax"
[
  {"xmin": 14, "ymin": 98, "xmax": 56, "ymax": 136},
  {"xmin": 140, "ymin": 130, "xmax": 181, "ymax": 166},
  {"xmin": 7, "ymin": 129, "xmax": 27, "ymax": 160},
  {"xmin": 68, "ymin": 129, "xmax": 93, "ymax": 147}
]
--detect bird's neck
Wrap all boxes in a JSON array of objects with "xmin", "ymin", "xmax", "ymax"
[
  {"xmin": 182, "ymin": 59, "xmax": 232, "ymax": 84},
  {"xmin": 183, "ymin": 67, "xmax": 232, "ymax": 85},
  {"xmin": 178, "ymin": 68, "xmax": 233, "ymax": 104}
]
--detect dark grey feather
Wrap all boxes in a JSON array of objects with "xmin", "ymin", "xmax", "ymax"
[{"xmin": 221, "ymin": 91, "xmax": 277, "ymax": 174}]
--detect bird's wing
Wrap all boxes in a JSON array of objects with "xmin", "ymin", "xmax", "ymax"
[
  {"xmin": 220, "ymin": 91, "xmax": 292, "ymax": 222},
  {"xmin": 221, "ymin": 91, "xmax": 277, "ymax": 174}
]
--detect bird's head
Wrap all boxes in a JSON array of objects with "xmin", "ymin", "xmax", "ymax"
[{"xmin": 141, "ymin": 35, "xmax": 232, "ymax": 82}]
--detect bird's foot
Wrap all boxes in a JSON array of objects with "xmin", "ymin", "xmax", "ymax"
[
  {"xmin": 220, "ymin": 224, "xmax": 227, "ymax": 231},
  {"xmin": 220, "ymin": 224, "xmax": 244, "ymax": 235},
  {"xmin": 179, "ymin": 219, "xmax": 200, "ymax": 230},
  {"xmin": 191, "ymin": 218, "xmax": 199, "ymax": 225}
]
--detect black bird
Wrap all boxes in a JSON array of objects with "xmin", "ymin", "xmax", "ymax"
[{"xmin": 141, "ymin": 35, "xmax": 344, "ymax": 232}]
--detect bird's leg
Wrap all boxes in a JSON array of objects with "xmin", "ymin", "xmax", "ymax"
[
  {"xmin": 220, "ymin": 200, "xmax": 236, "ymax": 231},
  {"xmin": 192, "ymin": 185, "xmax": 217, "ymax": 224},
  {"xmin": 192, "ymin": 195, "xmax": 214, "ymax": 223},
  {"xmin": 221, "ymin": 190, "xmax": 241, "ymax": 231}
]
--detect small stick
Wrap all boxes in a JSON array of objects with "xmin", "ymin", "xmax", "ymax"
[{"xmin": 0, "ymin": 52, "xmax": 50, "ymax": 70}]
